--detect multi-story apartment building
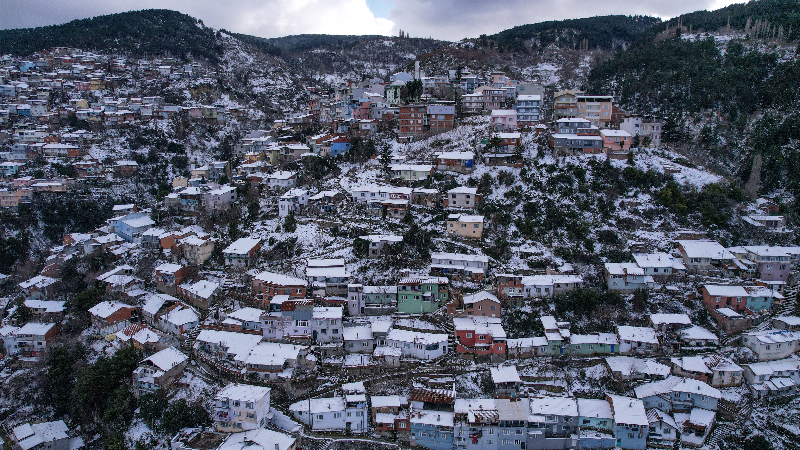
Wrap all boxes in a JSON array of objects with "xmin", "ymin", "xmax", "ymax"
[
  {"xmin": 576, "ymin": 95, "xmax": 613, "ymax": 128},
  {"xmin": 515, "ymin": 94, "xmax": 541, "ymax": 126},
  {"xmin": 397, "ymin": 275, "xmax": 450, "ymax": 313},
  {"xmin": 553, "ymin": 89, "xmax": 584, "ymax": 120},
  {"xmin": 213, "ymin": 383, "xmax": 272, "ymax": 432}
]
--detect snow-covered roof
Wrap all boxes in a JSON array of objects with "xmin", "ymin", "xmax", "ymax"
[
  {"xmin": 254, "ymin": 270, "xmax": 306, "ymax": 286},
  {"xmin": 13, "ymin": 421, "xmax": 70, "ymax": 450},
  {"xmin": 15, "ymin": 322, "xmax": 56, "ymax": 336},
  {"xmin": 677, "ymin": 240, "xmax": 734, "ymax": 260},
  {"xmin": 142, "ymin": 293, "xmax": 177, "ymax": 315},
  {"xmin": 436, "ymin": 151, "xmax": 474, "ymax": 160},
  {"xmin": 223, "ymin": 237, "xmax": 260, "ymax": 255},
  {"xmin": 577, "ymin": 398, "xmax": 613, "ymax": 420},
  {"xmin": 386, "ymin": 328, "xmax": 447, "ymax": 345},
  {"xmin": 463, "ymin": 291, "xmax": 499, "ymax": 305},
  {"xmin": 163, "ymin": 306, "xmax": 199, "ymax": 327},
  {"xmin": 19, "ymin": 275, "xmax": 58, "ymax": 290},
  {"xmin": 529, "ymin": 396, "xmax": 578, "ymax": 417},
  {"xmin": 617, "ymin": 326, "xmax": 658, "ymax": 344},
  {"xmin": 704, "ymin": 285, "xmax": 749, "ymax": 297},
  {"xmin": 359, "ymin": 234, "xmax": 403, "ymax": 244},
  {"xmin": 227, "ymin": 307, "xmax": 265, "ymax": 323},
  {"xmin": 194, "ymin": 330, "xmax": 262, "ymax": 360},
  {"xmin": 342, "ymin": 325, "xmax": 372, "ymax": 341},
  {"xmin": 453, "ymin": 317, "xmax": 506, "ymax": 338},
  {"xmin": 605, "ymin": 356, "xmax": 670, "ymax": 377},
  {"xmin": 606, "ymin": 394, "xmax": 648, "ymax": 426},
  {"xmin": 431, "ymin": 252, "xmax": 489, "ymax": 263},
  {"xmin": 678, "ymin": 326, "xmax": 719, "ymax": 343},
  {"xmin": 289, "ymin": 397, "xmax": 345, "ymax": 414},
  {"xmin": 371, "ymin": 395, "xmax": 404, "ymax": 408},
  {"xmin": 120, "ymin": 215, "xmax": 154, "ymax": 228},
  {"xmin": 775, "ymin": 316, "xmax": 800, "ymax": 326},
  {"xmin": 141, "ymin": 346, "xmax": 188, "ymax": 372},
  {"xmin": 217, "ymin": 429, "xmax": 295, "ymax": 450},
  {"xmin": 650, "ymin": 314, "xmax": 692, "ymax": 326},
  {"xmin": 671, "ymin": 356, "xmax": 712, "ymax": 374},
  {"xmin": 570, "ymin": 333, "xmax": 619, "ymax": 345},
  {"xmin": 490, "ymin": 366, "xmax": 521, "ymax": 384},
  {"xmin": 599, "ymin": 129, "xmax": 631, "ymax": 137},
  {"xmin": 215, "ymin": 383, "xmax": 270, "ymax": 402},
  {"xmin": 635, "ymin": 376, "xmax": 720, "ymax": 400},
  {"xmin": 180, "ymin": 280, "xmax": 219, "ymax": 299},
  {"xmin": 605, "ymin": 263, "xmax": 644, "ymax": 276},
  {"xmin": 447, "ymin": 186, "xmax": 478, "ymax": 194},
  {"xmin": 155, "ymin": 263, "xmax": 183, "ymax": 274},
  {"xmin": 447, "ymin": 214, "xmax": 483, "ymax": 222},
  {"xmin": 745, "ymin": 329, "xmax": 800, "ymax": 344},
  {"xmin": 23, "ymin": 300, "xmax": 65, "ymax": 313},
  {"xmin": 88, "ymin": 300, "xmax": 134, "ymax": 319},
  {"xmin": 633, "ymin": 253, "xmax": 678, "ymax": 268},
  {"xmin": 312, "ymin": 307, "xmax": 342, "ymax": 320}
]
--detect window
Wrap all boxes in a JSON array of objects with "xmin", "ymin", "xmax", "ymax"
[
  {"xmin": 334, "ymin": 412, "xmax": 342, "ymax": 418},
  {"xmin": 245, "ymin": 402, "xmax": 253, "ymax": 409},
  {"xmin": 246, "ymin": 412, "xmax": 255, "ymax": 419},
  {"xmin": 317, "ymin": 414, "xmax": 324, "ymax": 420},
  {"xmin": 466, "ymin": 333, "xmax": 472, "ymax": 338},
  {"xmin": 232, "ymin": 400, "xmax": 240, "ymax": 407}
]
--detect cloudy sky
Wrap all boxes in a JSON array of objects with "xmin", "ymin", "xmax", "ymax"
[{"xmin": 2, "ymin": 0, "xmax": 744, "ymax": 41}]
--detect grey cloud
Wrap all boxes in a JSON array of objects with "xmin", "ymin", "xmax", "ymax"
[
  {"xmin": 1, "ymin": 0, "xmax": 734, "ymax": 41},
  {"xmin": 387, "ymin": 0, "xmax": 732, "ymax": 40}
]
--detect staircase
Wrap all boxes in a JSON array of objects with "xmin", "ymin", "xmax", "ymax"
[
  {"xmin": 182, "ymin": 325, "xmax": 202, "ymax": 351},
  {"xmin": 707, "ymin": 423, "xmax": 736, "ymax": 449}
]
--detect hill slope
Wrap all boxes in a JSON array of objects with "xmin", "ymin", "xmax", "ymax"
[
  {"xmin": 0, "ymin": 9, "xmax": 223, "ymax": 62},
  {"xmin": 490, "ymin": 15, "xmax": 662, "ymax": 51}
]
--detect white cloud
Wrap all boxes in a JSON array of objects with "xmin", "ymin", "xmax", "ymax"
[{"xmin": 0, "ymin": 0, "xmax": 394, "ymax": 38}]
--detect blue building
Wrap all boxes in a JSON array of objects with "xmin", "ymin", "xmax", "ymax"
[{"xmin": 410, "ymin": 410, "xmax": 454, "ymax": 450}]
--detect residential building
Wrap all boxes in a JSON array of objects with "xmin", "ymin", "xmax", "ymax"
[
  {"xmin": 154, "ymin": 263, "xmax": 187, "ymax": 296},
  {"xmin": 515, "ymin": 94, "xmax": 541, "ymax": 126},
  {"xmin": 306, "ymin": 258, "xmax": 349, "ymax": 296},
  {"xmin": 384, "ymin": 329, "xmax": 448, "ymax": 360},
  {"xmin": 346, "ymin": 284, "xmax": 397, "ymax": 316},
  {"xmin": 430, "ymin": 252, "xmax": 488, "ymax": 281},
  {"xmin": 676, "ymin": 240, "xmax": 735, "ymax": 274},
  {"xmin": 435, "ymin": 151, "xmax": 474, "ymax": 174},
  {"xmin": 180, "ymin": 235, "xmax": 215, "ymax": 265},
  {"xmin": 604, "ymin": 263, "xmax": 654, "ymax": 293},
  {"xmin": 252, "ymin": 271, "xmax": 307, "ymax": 304},
  {"xmin": 607, "ymin": 394, "xmax": 648, "ymax": 450},
  {"xmin": 450, "ymin": 291, "xmax": 501, "ymax": 317},
  {"xmin": 446, "ymin": 214, "xmax": 484, "ymax": 239},
  {"xmin": 178, "ymin": 280, "xmax": 220, "ymax": 310},
  {"xmin": 11, "ymin": 421, "xmax": 83, "ymax": 450},
  {"xmin": 223, "ymin": 237, "xmax": 261, "ymax": 268},
  {"xmin": 87, "ymin": 301, "xmax": 137, "ymax": 334},
  {"xmin": 289, "ymin": 395, "xmax": 368, "ymax": 433},
  {"xmin": 213, "ymin": 383, "xmax": 271, "ymax": 432},
  {"xmin": 397, "ymin": 275, "xmax": 449, "ymax": 313},
  {"xmin": 576, "ymin": 95, "xmax": 613, "ymax": 128},
  {"xmin": 490, "ymin": 109, "xmax": 517, "ymax": 131},
  {"xmin": 133, "ymin": 346, "xmax": 189, "ymax": 397},
  {"xmin": 553, "ymin": 89, "xmax": 584, "ymax": 120},
  {"xmin": 742, "ymin": 329, "xmax": 800, "ymax": 361},
  {"xmin": 312, "ymin": 306, "xmax": 343, "ymax": 344},
  {"xmin": 443, "ymin": 187, "xmax": 480, "ymax": 209},
  {"xmin": 453, "ymin": 316, "xmax": 507, "ymax": 360},
  {"xmin": 359, "ymin": 234, "xmax": 403, "ymax": 258},
  {"xmin": 391, "ymin": 164, "xmax": 433, "ymax": 181},
  {"xmin": 617, "ymin": 326, "xmax": 659, "ymax": 355},
  {"xmin": 278, "ymin": 188, "xmax": 309, "ymax": 218}
]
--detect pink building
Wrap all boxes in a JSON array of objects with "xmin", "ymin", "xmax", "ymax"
[
  {"xmin": 490, "ymin": 109, "xmax": 518, "ymax": 132},
  {"xmin": 600, "ymin": 129, "xmax": 632, "ymax": 159}
]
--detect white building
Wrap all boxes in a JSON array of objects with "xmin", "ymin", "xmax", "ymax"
[
  {"xmin": 279, "ymin": 188, "xmax": 309, "ymax": 218},
  {"xmin": 213, "ymin": 383, "xmax": 272, "ymax": 432},
  {"xmin": 742, "ymin": 329, "xmax": 800, "ymax": 361},
  {"xmin": 289, "ymin": 395, "xmax": 368, "ymax": 433},
  {"xmin": 385, "ymin": 329, "xmax": 448, "ymax": 360}
]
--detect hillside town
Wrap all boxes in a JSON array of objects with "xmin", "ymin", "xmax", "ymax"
[{"xmin": 0, "ymin": 11, "xmax": 798, "ymax": 450}]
